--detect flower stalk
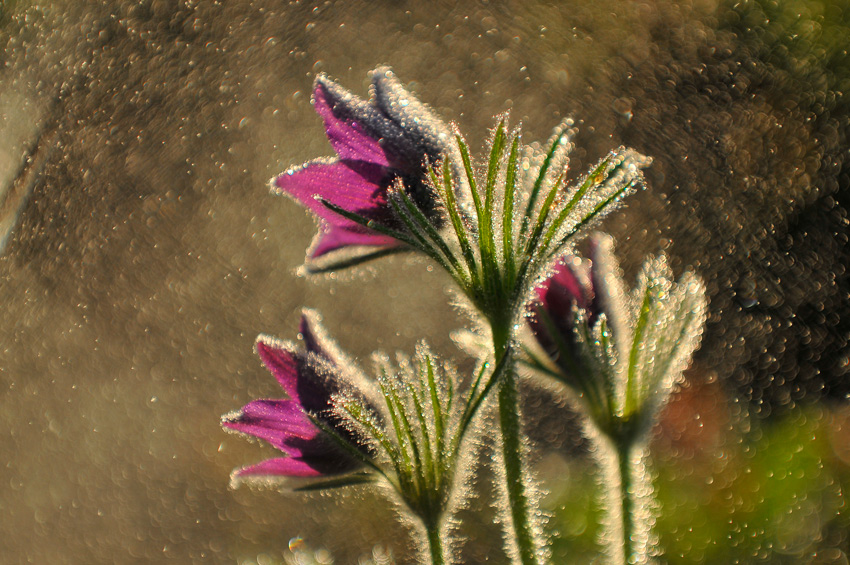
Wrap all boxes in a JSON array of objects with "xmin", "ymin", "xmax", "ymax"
[{"xmin": 425, "ymin": 516, "xmax": 446, "ymax": 565}]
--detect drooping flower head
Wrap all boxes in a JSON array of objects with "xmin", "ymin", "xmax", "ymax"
[
  {"xmin": 528, "ymin": 233, "xmax": 707, "ymax": 436},
  {"xmin": 528, "ymin": 255, "xmax": 596, "ymax": 371},
  {"xmin": 222, "ymin": 310, "xmax": 382, "ymax": 482},
  {"xmin": 273, "ymin": 66, "xmax": 458, "ymax": 271}
]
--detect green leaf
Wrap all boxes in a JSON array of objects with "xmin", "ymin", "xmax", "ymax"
[
  {"xmin": 457, "ymin": 133, "xmax": 495, "ymax": 290},
  {"xmin": 520, "ymin": 127, "xmax": 568, "ymax": 241},
  {"xmin": 539, "ymin": 156, "xmax": 612, "ymax": 256},
  {"xmin": 502, "ymin": 135, "xmax": 521, "ymax": 285},
  {"xmin": 388, "ymin": 194, "xmax": 457, "ymax": 278},
  {"xmin": 425, "ymin": 355, "xmax": 445, "ymax": 474},
  {"xmin": 522, "ymin": 170, "xmax": 567, "ymax": 264},
  {"xmin": 547, "ymin": 179, "xmax": 637, "ymax": 259},
  {"xmin": 294, "ymin": 472, "xmax": 377, "ymax": 492},
  {"xmin": 319, "ymin": 198, "xmax": 416, "ymax": 246},
  {"xmin": 483, "ymin": 122, "xmax": 507, "ymax": 283},
  {"xmin": 305, "ymin": 247, "xmax": 407, "ymax": 274},
  {"xmin": 393, "ymin": 187, "xmax": 466, "ymax": 283},
  {"xmin": 625, "ymin": 272, "xmax": 655, "ymax": 418},
  {"xmin": 431, "ymin": 160, "xmax": 480, "ymax": 289}
]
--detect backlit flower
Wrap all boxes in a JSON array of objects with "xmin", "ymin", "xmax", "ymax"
[
  {"xmin": 529, "ymin": 233, "xmax": 706, "ymax": 435},
  {"xmin": 273, "ymin": 66, "xmax": 456, "ymax": 271},
  {"xmin": 529, "ymin": 255, "xmax": 596, "ymax": 371},
  {"xmin": 222, "ymin": 310, "xmax": 381, "ymax": 481}
]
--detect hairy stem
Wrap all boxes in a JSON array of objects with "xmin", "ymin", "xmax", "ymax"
[
  {"xmin": 493, "ymin": 321, "xmax": 542, "ymax": 565},
  {"xmin": 597, "ymin": 433, "xmax": 653, "ymax": 565},
  {"xmin": 424, "ymin": 515, "xmax": 446, "ymax": 565},
  {"xmin": 618, "ymin": 437, "xmax": 635, "ymax": 565}
]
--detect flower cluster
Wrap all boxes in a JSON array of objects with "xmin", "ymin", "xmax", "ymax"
[
  {"xmin": 223, "ymin": 67, "xmax": 707, "ymax": 565},
  {"xmin": 224, "ymin": 310, "xmax": 493, "ymax": 564}
]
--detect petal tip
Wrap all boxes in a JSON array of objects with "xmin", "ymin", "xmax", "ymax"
[{"xmin": 255, "ymin": 334, "xmax": 298, "ymax": 366}]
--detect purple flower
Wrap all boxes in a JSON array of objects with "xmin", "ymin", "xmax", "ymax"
[
  {"xmin": 273, "ymin": 67, "xmax": 456, "ymax": 268},
  {"xmin": 529, "ymin": 255, "xmax": 596, "ymax": 368},
  {"xmin": 223, "ymin": 310, "xmax": 381, "ymax": 480},
  {"xmin": 528, "ymin": 235, "xmax": 624, "ymax": 374}
]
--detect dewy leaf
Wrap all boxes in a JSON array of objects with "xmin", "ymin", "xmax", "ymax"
[
  {"xmin": 522, "ymin": 170, "xmax": 567, "ymax": 264},
  {"xmin": 392, "ymin": 186, "xmax": 466, "ymax": 282},
  {"xmin": 457, "ymin": 132, "xmax": 497, "ymax": 293},
  {"xmin": 293, "ymin": 472, "xmax": 377, "ymax": 492},
  {"xmin": 387, "ymin": 193, "xmax": 457, "ymax": 277},
  {"xmin": 304, "ymin": 246, "xmax": 406, "ymax": 274},
  {"xmin": 545, "ymin": 149, "xmax": 651, "ymax": 258},
  {"xmin": 539, "ymin": 156, "xmax": 612, "ymax": 255},
  {"xmin": 433, "ymin": 159, "xmax": 479, "ymax": 288},
  {"xmin": 573, "ymin": 310, "xmax": 617, "ymax": 424},
  {"xmin": 484, "ymin": 121, "xmax": 507, "ymax": 270},
  {"xmin": 521, "ymin": 123, "xmax": 570, "ymax": 238},
  {"xmin": 625, "ymin": 261, "xmax": 657, "ymax": 418},
  {"xmin": 636, "ymin": 270, "xmax": 707, "ymax": 426},
  {"xmin": 319, "ymin": 198, "xmax": 419, "ymax": 247},
  {"xmin": 502, "ymin": 134, "xmax": 521, "ymax": 281}
]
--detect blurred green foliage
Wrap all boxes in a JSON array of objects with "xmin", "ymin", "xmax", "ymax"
[
  {"xmin": 548, "ymin": 402, "xmax": 849, "ymax": 563},
  {"xmin": 727, "ymin": 0, "xmax": 850, "ymax": 115},
  {"xmin": 658, "ymin": 406, "xmax": 847, "ymax": 563}
]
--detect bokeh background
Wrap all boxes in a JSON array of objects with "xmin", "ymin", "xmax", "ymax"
[{"xmin": 1, "ymin": 0, "xmax": 848, "ymax": 563}]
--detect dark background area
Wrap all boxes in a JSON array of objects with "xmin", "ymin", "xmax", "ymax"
[{"xmin": 1, "ymin": 0, "xmax": 848, "ymax": 562}]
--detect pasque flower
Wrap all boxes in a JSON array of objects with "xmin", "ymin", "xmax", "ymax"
[
  {"xmin": 222, "ymin": 310, "xmax": 382, "ymax": 482},
  {"xmin": 528, "ymin": 232, "xmax": 707, "ymax": 435},
  {"xmin": 528, "ymin": 255, "xmax": 596, "ymax": 371},
  {"xmin": 273, "ymin": 66, "xmax": 457, "ymax": 271},
  {"xmin": 264, "ymin": 65, "xmax": 657, "ymax": 565},
  {"xmin": 223, "ymin": 310, "xmax": 487, "ymax": 563},
  {"xmin": 528, "ymin": 234, "xmax": 707, "ymax": 565}
]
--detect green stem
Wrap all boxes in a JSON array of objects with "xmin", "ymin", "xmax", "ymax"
[
  {"xmin": 617, "ymin": 436, "xmax": 635, "ymax": 565},
  {"xmin": 424, "ymin": 516, "xmax": 445, "ymax": 565},
  {"xmin": 493, "ymin": 320, "xmax": 542, "ymax": 565},
  {"xmin": 600, "ymin": 432, "xmax": 652, "ymax": 565}
]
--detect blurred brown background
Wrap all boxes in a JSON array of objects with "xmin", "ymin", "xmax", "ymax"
[{"xmin": 1, "ymin": 0, "xmax": 848, "ymax": 563}]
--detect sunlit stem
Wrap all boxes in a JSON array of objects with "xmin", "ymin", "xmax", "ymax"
[
  {"xmin": 595, "ymin": 430, "xmax": 653, "ymax": 565},
  {"xmin": 423, "ymin": 515, "xmax": 446, "ymax": 565},
  {"xmin": 492, "ymin": 318, "xmax": 543, "ymax": 565}
]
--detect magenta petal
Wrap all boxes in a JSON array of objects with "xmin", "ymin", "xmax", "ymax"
[
  {"xmin": 234, "ymin": 457, "xmax": 326, "ymax": 478},
  {"xmin": 222, "ymin": 399, "xmax": 319, "ymax": 455},
  {"xmin": 310, "ymin": 225, "xmax": 400, "ymax": 258},
  {"xmin": 531, "ymin": 259, "xmax": 594, "ymax": 357},
  {"xmin": 255, "ymin": 338, "xmax": 300, "ymax": 400},
  {"xmin": 274, "ymin": 159, "xmax": 399, "ymax": 258},
  {"xmin": 299, "ymin": 310, "xmax": 332, "ymax": 364},
  {"xmin": 275, "ymin": 159, "xmax": 388, "ymax": 219},
  {"xmin": 313, "ymin": 80, "xmax": 391, "ymax": 167},
  {"xmin": 537, "ymin": 262, "xmax": 592, "ymax": 313},
  {"xmin": 255, "ymin": 334, "xmax": 340, "ymax": 415}
]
